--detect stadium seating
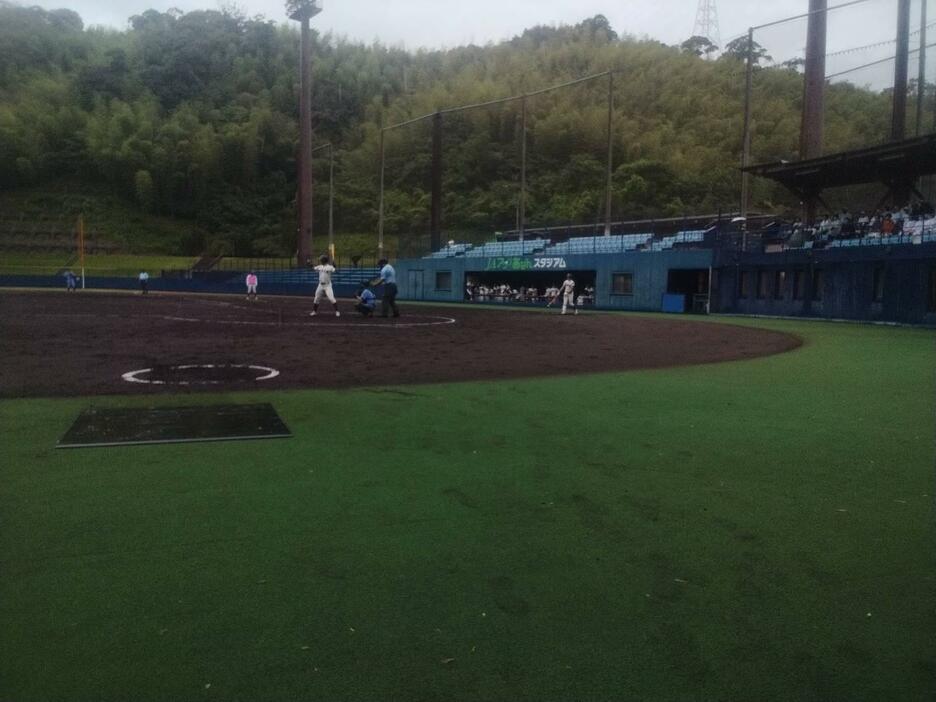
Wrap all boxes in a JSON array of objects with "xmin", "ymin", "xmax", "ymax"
[
  {"xmin": 542, "ymin": 233, "xmax": 653, "ymax": 255},
  {"xmin": 647, "ymin": 230, "xmax": 708, "ymax": 252},
  {"xmin": 425, "ymin": 243, "xmax": 474, "ymax": 258},
  {"xmin": 463, "ymin": 238, "xmax": 551, "ymax": 257}
]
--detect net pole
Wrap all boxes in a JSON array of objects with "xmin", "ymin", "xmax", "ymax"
[
  {"xmin": 328, "ymin": 144, "xmax": 335, "ymax": 261},
  {"xmin": 378, "ymin": 127, "xmax": 386, "ymax": 257},
  {"xmin": 519, "ymin": 94, "xmax": 527, "ymax": 243},
  {"xmin": 917, "ymin": 0, "xmax": 928, "ymax": 135},
  {"xmin": 893, "ymin": 0, "xmax": 912, "ymax": 142},
  {"xmin": 740, "ymin": 27, "xmax": 754, "ymax": 219},
  {"xmin": 430, "ymin": 112, "xmax": 443, "ymax": 252},
  {"xmin": 604, "ymin": 71, "xmax": 614, "ymax": 237}
]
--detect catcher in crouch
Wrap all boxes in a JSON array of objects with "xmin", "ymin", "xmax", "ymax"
[
  {"xmin": 310, "ymin": 254, "xmax": 340, "ymax": 317},
  {"xmin": 548, "ymin": 273, "xmax": 578, "ymax": 315}
]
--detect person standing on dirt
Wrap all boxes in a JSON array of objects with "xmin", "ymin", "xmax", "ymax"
[
  {"xmin": 310, "ymin": 255, "xmax": 340, "ymax": 317},
  {"xmin": 139, "ymin": 271, "xmax": 149, "ymax": 295},
  {"xmin": 374, "ymin": 258, "xmax": 399, "ymax": 318},
  {"xmin": 64, "ymin": 269, "xmax": 78, "ymax": 292},
  {"xmin": 246, "ymin": 271, "xmax": 259, "ymax": 301}
]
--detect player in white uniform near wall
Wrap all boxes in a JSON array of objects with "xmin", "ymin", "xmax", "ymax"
[
  {"xmin": 558, "ymin": 273, "xmax": 577, "ymax": 315},
  {"xmin": 310, "ymin": 254, "xmax": 340, "ymax": 317}
]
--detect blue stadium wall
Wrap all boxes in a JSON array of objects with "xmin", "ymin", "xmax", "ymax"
[
  {"xmin": 711, "ymin": 243, "xmax": 936, "ymax": 325},
  {"xmin": 394, "ymin": 250, "xmax": 714, "ymax": 311}
]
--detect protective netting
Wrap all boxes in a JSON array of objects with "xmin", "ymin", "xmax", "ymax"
[
  {"xmin": 747, "ymin": 0, "xmax": 936, "ymax": 167},
  {"xmin": 380, "ymin": 74, "xmax": 615, "ymax": 258}
]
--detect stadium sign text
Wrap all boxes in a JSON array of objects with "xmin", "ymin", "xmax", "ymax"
[{"xmin": 484, "ymin": 257, "xmax": 568, "ymax": 272}]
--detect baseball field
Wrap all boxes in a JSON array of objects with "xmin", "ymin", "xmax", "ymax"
[{"xmin": 1, "ymin": 289, "xmax": 934, "ymax": 701}]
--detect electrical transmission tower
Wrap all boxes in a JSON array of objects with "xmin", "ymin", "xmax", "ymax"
[{"xmin": 693, "ymin": 0, "xmax": 721, "ymax": 51}]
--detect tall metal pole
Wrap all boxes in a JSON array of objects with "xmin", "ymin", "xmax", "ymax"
[
  {"xmin": 800, "ymin": 0, "xmax": 827, "ymax": 224},
  {"xmin": 800, "ymin": 0, "xmax": 827, "ymax": 160},
  {"xmin": 430, "ymin": 111, "xmax": 443, "ymax": 252},
  {"xmin": 740, "ymin": 27, "xmax": 755, "ymax": 218},
  {"xmin": 893, "ymin": 0, "xmax": 911, "ymax": 142},
  {"xmin": 604, "ymin": 71, "xmax": 614, "ymax": 237},
  {"xmin": 378, "ymin": 127, "xmax": 386, "ymax": 257},
  {"xmin": 916, "ymin": 0, "xmax": 927, "ymax": 136},
  {"xmin": 519, "ymin": 94, "xmax": 527, "ymax": 242},
  {"xmin": 328, "ymin": 144, "xmax": 335, "ymax": 260},
  {"xmin": 297, "ymin": 16, "xmax": 314, "ymax": 266}
]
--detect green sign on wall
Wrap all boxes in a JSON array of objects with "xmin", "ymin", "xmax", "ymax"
[
  {"xmin": 485, "ymin": 257, "xmax": 533, "ymax": 272},
  {"xmin": 484, "ymin": 257, "xmax": 568, "ymax": 272}
]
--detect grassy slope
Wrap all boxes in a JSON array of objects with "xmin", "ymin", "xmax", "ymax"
[
  {"xmin": 0, "ymin": 317, "xmax": 933, "ymax": 701},
  {"xmin": 0, "ymin": 252, "xmax": 199, "ymax": 276},
  {"xmin": 0, "ymin": 180, "xmax": 400, "ymax": 262},
  {"xmin": 0, "ymin": 180, "xmax": 208, "ymax": 254}
]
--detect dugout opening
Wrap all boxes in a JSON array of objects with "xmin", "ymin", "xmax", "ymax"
[
  {"xmin": 666, "ymin": 268, "xmax": 710, "ymax": 314},
  {"xmin": 466, "ymin": 270, "xmax": 596, "ymax": 304}
]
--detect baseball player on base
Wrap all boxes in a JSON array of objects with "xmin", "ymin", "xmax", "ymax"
[
  {"xmin": 558, "ymin": 273, "xmax": 577, "ymax": 315},
  {"xmin": 310, "ymin": 254, "xmax": 340, "ymax": 317}
]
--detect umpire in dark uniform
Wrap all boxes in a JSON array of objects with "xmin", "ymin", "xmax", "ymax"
[{"xmin": 375, "ymin": 258, "xmax": 399, "ymax": 318}]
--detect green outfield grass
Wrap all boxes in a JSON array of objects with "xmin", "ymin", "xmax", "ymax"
[{"xmin": 1, "ymin": 316, "xmax": 933, "ymax": 701}]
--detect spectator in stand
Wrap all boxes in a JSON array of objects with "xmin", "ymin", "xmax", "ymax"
[
  {"xmin": 894, "ymin": 207, "xmax": 909, "ymax": 234},
  {"xmin": 881, "ymin": 213, "xmax": 895, "ymax": 236},
  {"xmin": 840, "ymin": 211, "xmax": 855, "ymax": 238},
  {"xmin": 857, "ymin": 212, "xmax": 870, "ymax": 236}
]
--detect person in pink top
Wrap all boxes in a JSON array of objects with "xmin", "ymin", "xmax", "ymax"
[{"xmin": 245, "ymin": 272, "xmax": 258, "ymax": 301}]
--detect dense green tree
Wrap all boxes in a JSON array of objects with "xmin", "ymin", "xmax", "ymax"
[{"xmin": 0, "ymin": 5, "xmax": 906, "ymax": 255}]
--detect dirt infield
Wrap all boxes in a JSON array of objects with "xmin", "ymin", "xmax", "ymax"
[{"xmin": 0, "ymin": 290, "xmax": 801, "ymax": 398}]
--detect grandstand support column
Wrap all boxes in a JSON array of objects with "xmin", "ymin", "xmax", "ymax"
[
  {"xmin": 430, "ymin": 111, "xmax": 443, "ymax": 253},
  {"xmin": 740, "ymin": 27, "xmax": 754, "ymax": 218},
  {"xmin": 800, "ymin": 0, "xmax": 827, "ymax": 224},
  {"xmin": 893, "ymin": 0, "xmax": 911, "ymax": 142},
  {"xmin": 519, "ymin": 94, "xmax": 527, "ymax": 243},
  {"xmin": 604, "ymin": 71, "xmax": 614, "ymax": 237},
  {"xmin": 378, "ymin": 127, "xmax": 386, "ymax": 257}
]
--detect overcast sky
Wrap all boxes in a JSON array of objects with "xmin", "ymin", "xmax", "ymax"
[{"xmin": 23, "ymin": 0, "xmax": 917, "ymax": 53}]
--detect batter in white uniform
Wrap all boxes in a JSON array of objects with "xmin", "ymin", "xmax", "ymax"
[{"xmin": 310, "ymin": 254, "xmax": 340, "ymax": 317}]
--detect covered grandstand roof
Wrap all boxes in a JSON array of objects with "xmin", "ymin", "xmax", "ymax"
[{"xmin": 743, "ymin": 134, "xmax": 936, "ymax": 195}]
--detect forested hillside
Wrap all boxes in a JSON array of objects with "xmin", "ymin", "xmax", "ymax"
[{"xmin": 0, "ymin": 4, "xmax": 893, "ymax": 256}]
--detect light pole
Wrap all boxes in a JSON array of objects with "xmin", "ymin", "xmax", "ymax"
[
  {"xmin": 312, "ymin": 142, "xmax": 335, "ymax": 261},
  {"xmin": 287, "ymin": 0, "xmax": 322, "ymax": 267}
]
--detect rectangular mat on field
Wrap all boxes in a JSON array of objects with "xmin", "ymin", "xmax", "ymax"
[{"xmin": 57, "ymin": 403, "xmax": 292, "ymax": 448}]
